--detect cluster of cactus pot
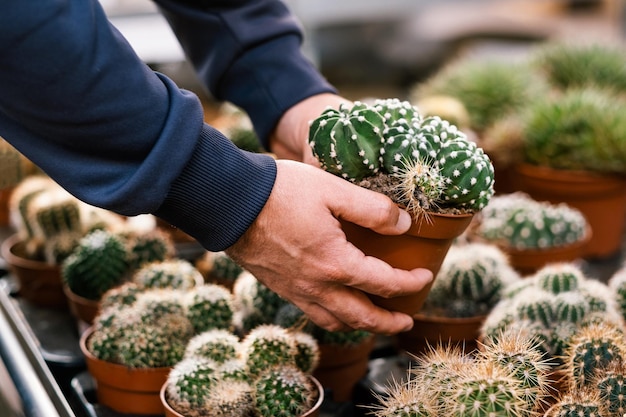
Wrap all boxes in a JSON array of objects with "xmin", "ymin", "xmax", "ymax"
[
  {"xmin": 474, "ymin": 192, "xmax": 589, "ymax": 250},
  {"xmin": 308, "ymin": 98, "xmax": 495, "ymax": 218}
]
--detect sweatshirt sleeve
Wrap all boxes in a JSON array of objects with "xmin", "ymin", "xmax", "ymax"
[
  {"xmin": 153, "ymin": 0, "xmax": 337, "ymax": 147},
  {"xmin": 0, "ymin": 0, "xmax": 278, "ymax": 251}
]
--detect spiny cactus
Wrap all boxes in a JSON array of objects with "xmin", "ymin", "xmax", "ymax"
[
  {"xmin": 123, "ymin": 228, "xmax": 174, "ymax": 271},
  {"xmin": 367, "ymin": 376, "xmax": 436, "ymax": 417},
  {"xmin": 62, "ymin": 229, "xmax": 129, "ymax": 300},
  {"xmin": 477, "ymin": 331, "xmax": 554, "ymax": 413},
  {"xmin": 240, "ymin": 324, "xmax": 298, "ymax": 377},
  {"xmin": 309, "ymin": 101, "xmax": 386, "ymax": 181},
  {"xmin": 439, "ymin": 361, "xmax": 529, "ymax": 417},
  {"xmin": 423, "ymin": 242, "xmax": 520, "ymax": 317},
  {"xmin": 595, "ymin": 360, "xmax": 626, "ymax": 416},
  {"xmin": 563, "ymin": 321, "xmax": 626, "ymax": 390},
  {"xmin": 308, "ymin": 99, "xmax": 495, "ymax": 219},
  {"xmin": 165, "ymin": 356, "xmax": 221, "ymax": 413},
  {"xmin": 291, "ymin": 330, "xmax": 320, "ymax": 374},
  {"xmin": 254, "ymin": 365, "xmax": 318, "ymax": 417},
  {"xmin": 131, "ymin": 259, "xmax": 202, "ymax": 290},
  {"xmin": 183, "ymin": 283, "xmax": 234, "ymax": 333},
  {"xmin": 233, "ymin": 271, "xmax": 287, "ymax": 333},
  {"xmin": 535, "ymin": 263, "xmax": 585, "ymax": 294},
  {"xmin": 543, "ymin": 389, "xmax": 606, "ymax": 417},
  {"xmin": 203, "ymin": 379, "xmax": 255, "ymax": 417},
  {"xmin": 184, "ymin": 329, "xmax": 240, "ymax": 364},
  {"xmin": 99, "ymin": 282, "xmax": 141, "ymax": 310},
  {"xmin": 608, "ymin": 264, "xmax": 626, "ymax": 321},
  {"xmin": 197, "ymin": 250, "xmax": 245, "ymax": 285},
  {"xmin": 476, "ymin": 192, "xmax": 589, "ymax": 250}
]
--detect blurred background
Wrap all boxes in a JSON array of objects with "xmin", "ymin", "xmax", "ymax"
[{"xmin": 100, "ymin": 0, "xmax": 625, "ymax": 101}]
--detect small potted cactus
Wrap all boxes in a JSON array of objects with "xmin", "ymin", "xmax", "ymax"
[
  {"xmin": 395, "ymin": 241, "xmax": 521, "ymax": 356},
  {"xmin": 1, "ymin": 176, "xmax": 123, "ymax": 308},
  {"xmin": 160, "ymin": 323, "xmax": 323, "ymax": 417},
  {"xmin": 308, "ymin": 98, "xmax": 495, "ymax": 315},
  {"xmin": 470, "ymin": 192, "xmax": 591, "ymax": 275}
]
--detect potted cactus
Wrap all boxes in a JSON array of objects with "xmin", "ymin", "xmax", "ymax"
[
  {"xmin": 1, "ymin": 176, "xmax": 123, "ymax": 308},
  {"xmin": 195, "ymin": 250, "xmax": 245, "ymax": 291},
  {"xmin": 160, "ymin": 323, "xmax": 323, "ymax": 417},
  {"xmin": 470, "ymin": 192, "xmax": 591, "ymax": 275},
  {"xmin": 395, "ymin": 242, "xmax": 521, "ymax": 356},
  {"xmin": 308, "ymin": 98, "xmax": 495, "ymax": 315}
]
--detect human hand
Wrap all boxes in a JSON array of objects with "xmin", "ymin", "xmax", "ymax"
[
  {"xmin": 269, "ymin": 93, "xmax": 351, "ymax": 165},
  {"xmin": 225, "ymin": 159, "xmax": 433, "ymax": 334}
]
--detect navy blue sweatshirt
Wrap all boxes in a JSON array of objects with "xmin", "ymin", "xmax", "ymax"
[{"xmin": 0, "ymin": 0, "xmax": 335, "ymax": 251}]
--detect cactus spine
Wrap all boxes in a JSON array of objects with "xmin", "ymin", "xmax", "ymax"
[
  {"xmin": 184, "ymin": 283, "xmax": 234, "ymax": 333},
  {"xmin": 254, "ymin": 365, "xmax": 317, "ymax": 417}
]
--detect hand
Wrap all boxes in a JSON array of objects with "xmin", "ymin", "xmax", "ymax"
[
  {"xmin": 268, "ymin": 93, "xmax": 351, "ymax": 165},
  {"xmin": 226, "ymin": 160, "xmax": 433, "ymax": 334}
]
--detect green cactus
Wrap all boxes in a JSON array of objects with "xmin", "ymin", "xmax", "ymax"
[
  {"xmin": 424, "ymin": 242, "xmax": 520, "ymax": 317},
  {"xmin": 99, "ymin": 282, "xmax": 141, "ymax": 310},
  {"xmin": 439, "ymin": 361, "xmax": 528, "ymax": 417},
  {"xmin": 131, "ymin": 259, "xmax": 202, "ymax": 290},
  {"xmin": 513, "ymin": 289, "xmax": 556, "ymax": 328},
  {"xmin": 309, "ymin": 101, "xmax": 386, "ymax": 181},
  {"xmin": 61, "ymin": 229, "xmax": 129, "ymax": 300},
  {"xmin": 367, "ymin": 377, "xmax": 436, "ymax": 417},
  {"xmin": 165, "ymin": 356, "xmax": 220, "ymax": 413},
  {"xmin": 233, "ymin": 271, "xmax": 288, "ymax": 333},
  {"xmin": 477, "ymin": 193, "xmax": 588, "ymax": 250},
  {"xmin": 478, "ymin": 331, "xmax": 554, "ymax": 414},
  {"xmin": 595, "ymin": 361, "xmax": 626, "ymax": 416},
  {"xmin": 9, "ymin": 176, "xmax": 54, "ymax": 242},
  {"xmin": 564, "ymin": 321, "xmax": 626, "ymax": 390},
  {"xmin": 184, "ymin": 329, "xmax": 240, "ymax": 364},
  {"xmin": 123, "ymin": 228, "xmax": 174, "ymax": 271},
  {"xmin": 199, "ymin": 250, "xmax": 245, "ymax": 284},
  {"xmin": 253, "ymin": 365, "xmax": 318, "ymax": 417},
  {"xmin": 543, "ymin": 389, "xmax": 606, "ymax": 417},
  {"xmin": 608, "ymin": 265, "xmax": 626, "ymax": 321},
  {"xmin": 535, "ymin": 263, "xmax": 585, "ymax": 294},
  {"xmin": 203, "ymin": 379, "xmax": 255, "ymax": 417},
  {"xmin": 308, "ymin": 99, "xmax": 495, "ymax": 219},
  {"xmin": 291, "ymin": 330, "xmax": 320, "ymax": 374},
  {"xmin": 183, "ymin": 283, "xmax": 234, "ymax": 333},
  {"xmin": 240, "ymin": 324, "xmax": 298, "ymax": 377},
  {"xmin": 553, "ymin": 292, "xmax": 590, "ymax": 324}
]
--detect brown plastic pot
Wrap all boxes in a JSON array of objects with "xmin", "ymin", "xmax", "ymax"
[
  {"xmin": 0, "ymin": 233, "xmax": 68, "ymax": 309},
  {"xmin": 341, "ymin": 212, "xmax": 474, "ymax": 316},
  {"xmin": 515, "ymin": 163, "xmax": 626, "ymax": 259},
  {"xmin": 160, "ymin": 374, "xmax": 324, "ymax": 417},
  {"xmin": 395, "ymin": 313, "xmax": 486, "ymax": 357},
  {"xmin": 313, "ymin": 335, "xmax": 376, "ymax": 403},
  {"xmin": 79, "ymin": 327, "xmax": 171, "ymax": 415}
]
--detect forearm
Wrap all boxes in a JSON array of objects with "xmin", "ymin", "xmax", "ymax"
[{"xmin": 0, "ymin": 0, "xmax": 276, "ymax": 251}]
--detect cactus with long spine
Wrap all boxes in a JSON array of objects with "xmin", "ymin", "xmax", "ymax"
[
  {"xmin": 184, "ymin": 329, "xmax": 240, "ymax": 364},
  {"xmin": 183, "ymin": 283, "xmax": 234, "ymax": 333},
  {"xmin": 254, "ymin": 365, "xmax": 318, "ymax": 417},
  {"xmin": 131, "ymin": 259, "xmax": 202, "ymax": 290}
]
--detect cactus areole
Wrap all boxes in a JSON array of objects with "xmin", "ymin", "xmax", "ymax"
[
  {"xmin": 309, "ymin": 99, "xmax": 495, "ymax": 221},
  {"xmin": 309, "ymin": 99, "xmax": 494, "ymax": 316}
]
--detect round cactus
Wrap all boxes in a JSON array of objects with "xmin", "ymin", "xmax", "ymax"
[
  {"xmin": 184, "ymin": 283, "xmax": 234, "ymax": 333},
  {"xmin": 535, "ymin": 263, "xmax": 585, "ymax": 294},
  {"xmin": 124, "ymin": 229, "xmax": 174, "ymax": 271},
  {"xmin": 553, "ymin": 292, "xmax": 590, "ymax": 324},
  {"xmin": 203, "ymin": 379, "xmax": 255, "ymax": 417},
  {"xmin": 373, "ymin": 98, "xmax": 420, "ymax": 126},
  {"xmin": 309, "ymin": 101, "xmax": 386, "ymax": 181},
  {"xmin": 368, "ymin": 377, "xmax": 436, "ymax": 417},
  {"xmin": 595, "ymin": 360, "xmax": 626, "ymax": 416},
  {"xmin": 184, "ymin": 329, "xmax": 240, "ymax": 364},
  {"xmin": 197, "ymin": 250, "xmax": 245, "ymax": 284},
  {"xmin": 131, "ymin": 259, "xmax": 202, "ymax": 290},
  {"xmin": 253, "ymin": 365, "xmax": 318, "ymax": 417},
  {"xmin": 233, "ymin": 271, "xmax": 287, "ymax": 333},
  {"xmin": 543, "ymin": 389, "xmax": 605, "ymax": 417},
  {"xmin": 62, "ymin": 229, "xmax": 129, "ymax": 300},
  {"xmin": 291, "ymin": 330, "xmax": 320, "ymax": 374},
  {"xmin": 166, "ymin": 356, "xmax": 220, "ymax": 413},
  {"xmin": 240, "ymin": 324, "xmax": 298, "ymax": 377},
  {"xmin": 99, "ymin": 282, "xmax": 141, "ymax": 310},
  {"xmin": 564, "ymin": 321, "xmax": 626, "ymax": 389},
  {"xmin": 608, "ymin": 265, "xmax": 626, "ymax": 321}
]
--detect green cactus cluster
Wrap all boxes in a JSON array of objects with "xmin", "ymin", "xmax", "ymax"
[
  {"xmin": 423, "ymin": 242, "xmax": 521, "ymax": 317},
  {"xmin": 164, "ymin": 321, "xmax": 321, "ymax": 417},
  {"xmin": 371, "ymin": 332, "xmax": 553, "ymax": 417},
  {"xmin": 595, "ymin": 360, "xmax": 626, "ymax": 416},
  {"xmin": 99, "ymin": 282, "xmax": 141, "ymax": 310},
  {"xmin": 543, "ymin": 389, "xmax": 605, "ymax": 417},
  {"xmin": 475, "ymin": 192, "xmax": 589, "ymax": 250},
  {"xmin": 122, "ymin": 228, "xmax": 175, "ymax": 271},
  {"xmin": 197, "ymin": 250, "xmax": 245, "ymax": 286},
  {"xmin": 62, "ymin": 229, "xmax": 129, "ymax": 300},
  {"xmin": 131, "ymin": 258, "xmax": 203, "ymax": 290},
  {"xmin": 308, "ymin": 99, "xmax": 495, "ymax": 218},
  {"xmin": 607, "ymin": 263, "xmax": 626, "ymax": 321},
  {"xmin": 480, "ymin": 263, "xmax": 622, "ymax": 362},
  {"xmin": 233, "ymin": 271, "xmax": 288, "ymax": 334}
]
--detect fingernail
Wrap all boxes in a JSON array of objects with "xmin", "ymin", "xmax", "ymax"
[{"xmin": 396, "ymin": 210, "xmax": 412, "ymax": 231}]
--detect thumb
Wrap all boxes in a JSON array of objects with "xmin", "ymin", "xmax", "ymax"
[{"xmin": 328, "ymin": 178, "xmax": 412, "ymax": 236}]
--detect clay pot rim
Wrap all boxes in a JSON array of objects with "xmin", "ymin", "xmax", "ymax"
[
  {"xmin": 159, "ymin": 371, "xmax": 324, "ymax": 417},
  {"xmin": 1, "ymin": 233, "xmax": 57, "ymax": 271},
  {"xmin": 516, "ymin": 163, "xmax": 626, "ymax": 187},
  {"xmin": 405, "ymin": 211, "xmax": 475, "ymax": 239}
]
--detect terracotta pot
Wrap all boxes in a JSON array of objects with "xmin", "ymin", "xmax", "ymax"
[
  {"xmin": 79, "ymin": 327, "xmax": 171, "ymax": 415},
  {"xmin": 0, "ymin": 186, "xmax": 14, "ymax": 227},
  {"xmin": 160, "ymin": 375, "xmax": 324, "ymax": 417},
  {"xmin": 0, "ymin": 233, "xmax": 68, "ymax": 309},
  {"xmin": 515, "ymin": 164, "xmax": 626, "ymax": 259},
  {"xmin": 63, "ymin": 284, "xmax": 100, "ymax": 325},
  {"xmin": 341, "ymin": 212, "xmax": 474, "ymax": 316},
  {"xmin": 313, "ymin": 335, "xmax": 376, "ymax": 403},
  {"xmin": 395, "ymin": 314, "xmax": 487, "ymax": 357}
]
